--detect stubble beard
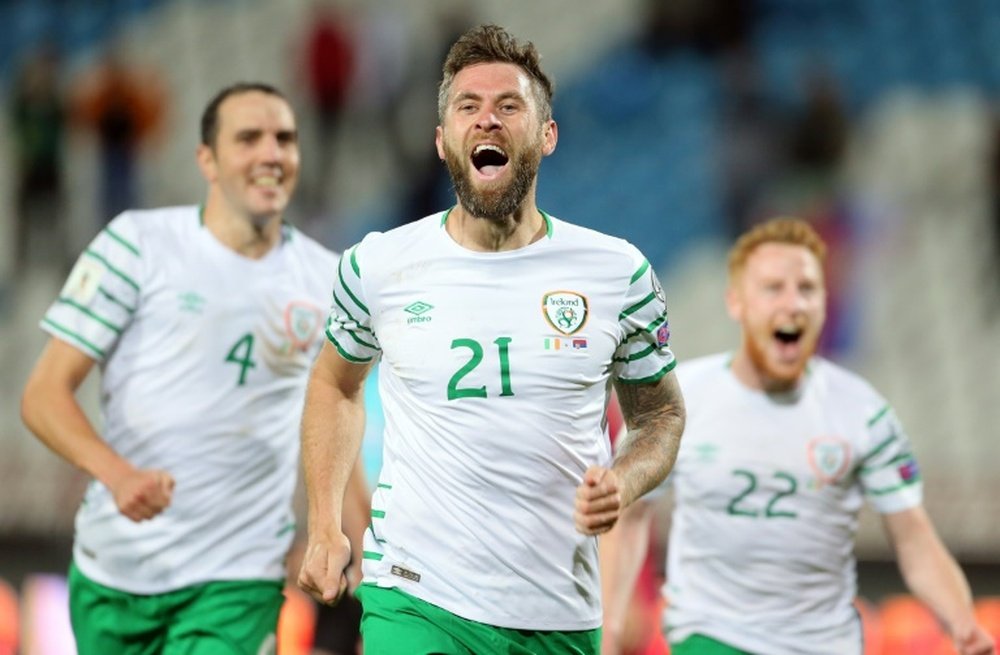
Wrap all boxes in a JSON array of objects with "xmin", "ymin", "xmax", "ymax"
[{"xmin": 444, "ymin": 140, "xmax": 542, "ymax": 221}]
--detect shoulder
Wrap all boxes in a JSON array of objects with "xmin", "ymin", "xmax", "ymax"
[
  {"xmin": 99, "ymin": 205, "xmax": 199, "ymax": 260},
  {"xmin": 676, "ymin": 353, "xmax": 731, "ymax": 390},
  {"xmin": 285, "ymin": 224, "xmax": 339, "ymax": 268},
  {"xmin": 352, "ymin": 213, "xmax": 443, "ymax": 263},
  {"xmin": 547, "ymin": 215, "xmax": 650, "ymax": 277},
  {"xmin": 810, "ymin": 357, "xmax": 888, "ymax": 420},
  {"xmin": 108, "ymin": 205, "xmax": 199, "ymax": 242},
  {"xmin": 549, "ymin": 215, "xmax": 637, "ymax": 255},
  {"xmin": 113, "ymin": 205, "xmax": 199, "ymax": 230}
]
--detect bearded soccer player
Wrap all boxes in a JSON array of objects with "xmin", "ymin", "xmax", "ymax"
[
  {"xmin": 21, "ymin": 82, "xmax": 368, "ymax": 654},
  {"xmin": 600, "ymin": 218, "xmax": 994, "ymax": 655},
  {"xmin": 296, "ymin": 24, "xmax": 686, "ymax": 655}
]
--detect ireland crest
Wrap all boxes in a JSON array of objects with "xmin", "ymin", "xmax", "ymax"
[
  {"xmin": 284, "ymin": 301, "xmax": 323, "ymax": 351},
  {"xmin": 807, "ymin": 437, "xmax": 851, "ymax": 486},
  {"xmin": 542, "ymin": 291, "xmax": 588, "ymax": 335}
]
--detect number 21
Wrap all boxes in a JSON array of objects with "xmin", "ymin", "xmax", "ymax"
[{"xmin": 447, "ymin": 337, "xmax": 514, "ymax": 400}]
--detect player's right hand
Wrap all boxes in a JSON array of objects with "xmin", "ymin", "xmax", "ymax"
[
  {"xmin": 298, "ymin": 532, "xmax": 352, "ymax": 606},
  {"xmin": 954, "ymin": 622, "xmax": 996, "ymax": 655},
  {"xmin": 112, "ymin": 468, "xmax": 175, "ymax": 522}
]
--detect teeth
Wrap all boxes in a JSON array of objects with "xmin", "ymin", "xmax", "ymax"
[
  {"xmin": 775, "ymin": 325, "xmax": 801, "ymax": 336},
  {"xmin": 253, "ymin": 176, "xmax": 279, "ymax": 187},
  {"xmin": 473, "ymin": 144, "xmax": 506, "ymax": 156}
]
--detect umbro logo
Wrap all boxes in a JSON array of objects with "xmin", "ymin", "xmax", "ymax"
[
  {"xmin": 178, "ymin": 291, "xmax": 206, "ymax": 314},
  {"xmin": 404, "ymin": 301, "xmax": 433, "ymax": 325}
]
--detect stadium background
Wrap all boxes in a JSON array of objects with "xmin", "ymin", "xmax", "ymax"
[{"xmin": 0, "ymin": 0, "xmax": 998, "ymax": 652}]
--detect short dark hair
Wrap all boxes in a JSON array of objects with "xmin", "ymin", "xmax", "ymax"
[
  {"xmin": 200, "ymin": 82, "xmax": 288, "ymax": 148},
  {"xmin": 438, "ymin": 24, "xmax": 554, "ymax": 122}
]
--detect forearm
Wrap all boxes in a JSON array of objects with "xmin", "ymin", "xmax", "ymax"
[
  {"xmin": 300, "ymin": 376, "xmax": 366, "ymax": 539},
  {"xmin": 897, "ymin": 531, "xmax": 975, "ymax": 635},
  {"xmin": 887, "ymin": 507, "xmax": 977, "ymax": 638},
  {"xmin": 21, "ymin": 378, "xmax": 132, "ymax": 488},
  {"xmin": 611, "ymin": 424, "xmax": 682, "ymax": 507},
  {"xmin": 611, "ymin": 373, "xmax": 685, "ymax": 507}
]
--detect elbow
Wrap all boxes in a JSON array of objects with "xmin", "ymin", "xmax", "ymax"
[
  {"xmin": 20, "ymin": 382, "xmax": 41, "ymax": 436},
  {"xmin": 21, "ymin": 372, "xmax": 54, "ymax": 437}
]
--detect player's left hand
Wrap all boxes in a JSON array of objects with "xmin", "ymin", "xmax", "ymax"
[
  {"xmin": 574, "ymin": 466, "xmax": 623, "ymax": 535},
  {"xmin": 954, "ymin": 622, "xmax": 996, "ymax": 655}
]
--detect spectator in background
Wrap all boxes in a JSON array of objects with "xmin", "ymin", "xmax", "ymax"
[
  {"xmin": 71, "ymin": 47, "xmax": 165, "ymax": 222},
  {"xmin": 601, "ymin": 218, "xmax": 995, "ymax": 655},
  {"xmin": 10, "ymin": 43, "xmax": 71, "ymax": 279},
  {"xmin": 717, "ymin": 47, "xmax": 790, "ymax": 238},
  {"xmin": 300, "ymin": 2, "xmax": 354, "ymax": 214},
  {"xmin": 639, "ymin": 0, "xmax": 755, "ymax": 59},
  {"xmin": 397, "ymin": 6, "xmax": 473, "ymax": 225}
]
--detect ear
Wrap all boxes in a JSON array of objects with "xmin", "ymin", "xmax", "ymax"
[
  {"xmin": 724, "ymin": 284, "xmax": 742, "ymax": 322},
  {"xmin": 541, "ymin": 119, "xmax": 558, "ymax": 157},
  {"xmin": 196, "ymin": 144, "xmax": 216, "ymax": 183},
  {"xmin": 434, "ymin": 125, "xmax": 445, "ymax": 161}
]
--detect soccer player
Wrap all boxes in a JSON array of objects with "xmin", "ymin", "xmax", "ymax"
[
  {"xmin": 296, "ymin": 24, "xmax": 686, "ymax": 655},
  {"xmin": 600, "ymin": 218, "xmax": 995, "ymax": 655},
  {"xmin": 20, "ymin": 82, "xmax": 358, "ymax": 655}
]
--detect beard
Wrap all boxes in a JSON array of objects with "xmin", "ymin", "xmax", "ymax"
[
  {"xmin": 443, "ymin": 139, "xmax": 542, "ymax": 221},
  {"xmin": 744, "ymin": 330, "xmax": 816, "ymax": 391}
]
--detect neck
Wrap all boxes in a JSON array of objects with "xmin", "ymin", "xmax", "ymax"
[
  {"xmin": 729, "ymin": 349, "xmax": 803, "ymax": 395},
  {"xmin": 445, "ymin": 200, "xmax": 545, "ymax": 252},
  {"xmin": 202, "ymin": 196, "xmax": 282, "ymax": 259}
]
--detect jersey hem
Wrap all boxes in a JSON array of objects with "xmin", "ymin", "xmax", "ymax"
[{"xmin": 360, "ymin": 580, "xmax": 602, "ymax": 632}]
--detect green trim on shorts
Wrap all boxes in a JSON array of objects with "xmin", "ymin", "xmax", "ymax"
[
  {"xmin": 671, "ymin": 633, "xmax": 753, "ymax": 655},
  {"xmin": 68, "ymin": 561, "xmax": 284, "ymax": 655},
  {"xmin": 356, "ymin": 584, "xmax": 600, "ymax": 655}
]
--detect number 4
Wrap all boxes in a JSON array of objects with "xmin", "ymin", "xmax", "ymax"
[{"xmin": 225, "ymin": 333, "xmax": 257, "ymax": 386}]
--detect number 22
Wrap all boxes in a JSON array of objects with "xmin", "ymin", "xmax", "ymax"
[{"xmin": 726, "ymin": 469, "xmax": 798, "ymax": 518}]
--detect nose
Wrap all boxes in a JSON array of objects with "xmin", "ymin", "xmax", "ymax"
[
  {"xmin": 259, "ymin": 134, "xmax": 286, "ymax": 161},
  {"xmin": 475, "ymin": 106, "xmax": 502, "ymax": 132},
  {"xmin": 783, "ymin": 287, "xmax": 809, "ymax": 312}
]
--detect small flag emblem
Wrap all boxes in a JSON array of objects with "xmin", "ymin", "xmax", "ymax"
[
  {"xmin": 898, "ymin": 460, "xmax": 920, "ymax": 482},
  {"xmin": 656, "ymin": 324, "xmax": 670, "ymax": 346}
]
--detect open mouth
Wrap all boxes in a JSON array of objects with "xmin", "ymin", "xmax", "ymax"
[
  {"xmin": 774, "ymin": 325, "xmax": 803, "ymax": 345},
  {"xmin": 471, "ymin": 144, "xmax": 509, "ymax": 177}
]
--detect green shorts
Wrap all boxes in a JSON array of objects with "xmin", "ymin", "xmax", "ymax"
[
  {"xmin": 68, "ymin": 561, "xmax": 284, "ymax": 655},
  {"xmin": 355, "ymin": 584, "xmax": 600, "ymax": 655},
  {"xmin": 671, "ymin": 633, "xmax": 754, "ymax": 655}
]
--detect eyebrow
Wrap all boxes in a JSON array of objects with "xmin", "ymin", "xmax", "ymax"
[
  {"xmin": 453, "ymin": 90, "xmax": 526, "ymax": 105},
  {"xmin": 232, "ymin": 127, "xmax": 298, "ymax": 139}
]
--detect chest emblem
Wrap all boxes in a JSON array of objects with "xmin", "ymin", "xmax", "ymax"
[
  {"xmin": 542, "ymin": 291, "xmax": 589, "ymax": 335},
  {"xmin": 284, "ymin": 301, "xmax": 324, "ymax": 351},
  {"xmin": 807, "ymin": 437, "xmax": 852, "ymax": 485}
]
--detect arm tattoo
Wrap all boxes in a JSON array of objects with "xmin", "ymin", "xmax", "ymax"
[{"xmin": 613, "ymin": 371, "xmax": 686, "ymax": 506}]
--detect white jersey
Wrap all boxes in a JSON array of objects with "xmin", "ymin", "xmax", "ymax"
[
  {"xmin": 664, "ymin": 353, "xmax": 922, "ymax": 654},
  {"xmin": 326, "ymin": 211, "xmax": 675, "ymax": 631},
  {"xmin": 43, "ymin": 206, "xmax": 337, "ymax": 594}
]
